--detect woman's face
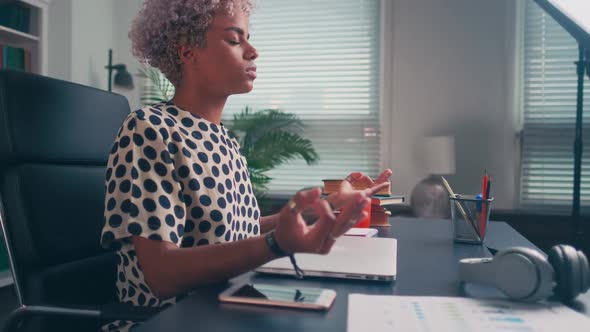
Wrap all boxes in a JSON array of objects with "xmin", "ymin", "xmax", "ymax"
[{"xmin": 193, "ymin": 9, "xmax": 258, "ymax": 96}]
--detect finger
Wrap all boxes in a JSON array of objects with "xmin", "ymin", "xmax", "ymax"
[
  {"xmin": 365, "ymin": 181, "xmax": 389, "ymax": 197},
  {"xmin": 306, "ymin": 199, "xmax": 336, "ymax": 252},
  {"xmin": 345, "ymin": 172, "xmax": 363, "ymax": 183},
  {"xmin": 285, "ymin": 187, "xmax": 322, "ymax": 214},
  {"xmin": 331, "ymin": 195, "xmax": 371, "ymax": 237},
  {"xmin": 374, "ymin": 169, "xmax": 393, "ymax": 184}
]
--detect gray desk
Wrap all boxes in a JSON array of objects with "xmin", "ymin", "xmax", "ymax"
[{"xmin": 136, "ymin": 218, "xmax": 590, "ymax": 332}]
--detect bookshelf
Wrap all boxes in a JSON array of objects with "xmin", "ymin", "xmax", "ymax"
[
  {"xmin": 0, "ymin": 0, "xmax": 49, "ymax": 74},
  {"xmin": 0, "ymin": 0, "xmax": 49, "ymax": 287}
]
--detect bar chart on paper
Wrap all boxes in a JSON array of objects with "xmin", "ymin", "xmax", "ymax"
[{"xmin": 348, "ymin": 295, "xmax": 590, "ymax": 332}]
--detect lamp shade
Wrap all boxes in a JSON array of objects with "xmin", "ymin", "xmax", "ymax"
[{"xmin": 420, "ymin": 136, "xmax": 456, "ymax": 175}]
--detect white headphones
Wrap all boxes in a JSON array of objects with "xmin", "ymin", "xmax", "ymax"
[{"xmin": 459, "ymin": 245, "xmax": 590, "ymax": 302}]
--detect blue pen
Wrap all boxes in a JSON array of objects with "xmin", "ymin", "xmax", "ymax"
[{"xmin": 476, "ymin": 193, "xmax": 483, "ymax": 212}]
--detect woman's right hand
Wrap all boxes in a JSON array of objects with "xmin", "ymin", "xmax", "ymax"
[{"xmin": 273, "ymin": 186, "xmax": 373, "ymax": 255}]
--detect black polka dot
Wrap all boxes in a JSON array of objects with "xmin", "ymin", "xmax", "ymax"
[
  {"xmin": 139, "ymin": 283, "xmax": 151, "ymax": 294},
  {"xmin": 191, "ymin": 206, "xmax": 204, "ymax": 219},
  {"xmin": 215, "ymin": 225, "xmax": 226, "ymax": 237},
  {"xmin": 213, "ymin": 153, "xmax": 221, "ymax": 163},
  {"xmin": 143, "ymin": 198, "xmax": 156, "ymax": 212},
  {"xmin": 210, "ymin": 210, "xmax": 223, "ymax": 222},
  {"xmin": 174, "ymin": 205, "xmax": 185, "ymax": 218},
  {"xmin": 235, "ymin": 172, "xmax": 241, "ymax": 182},
  {"xmin": 182, "ymin": 236, "xmax": 195, "ymax": 247},
  {"xmin": 186, "ymin": 139, "xmax": 197, "ymax": 150},
  {"xmin": 189, "ymin": 179, "xmax": 200, "ymax": 191},
  {"xmin": 226, "ymin": 192, "xmax": 233, "ymax": 203},
  {"xmin": 183, "ymin": 194, "xmax": 193, "ymax": 206},
  {"xmin": 225, "ymin": 179, "xmax": 233, "ymax": 190},
  {"xmin": 191, "ymin": 131, "xmax": 203, "ymax": 140},
  {"xmin": 112, "ymin": 155, "xmax": 119, "ymax": 167},
  {"xmin": 159, "ymin": 128, "xmax": 170, "ymax": 140},
  {"xmin": 148, "ymin": 234, "xmax": 163, "ymax": 241},
  {"xmin": 198, "ymin": 220, "xmax": 211, "ymax": 233},
  {"xmin": 212, "ymin": 166, "xmax": 220, "ymax": 177},
  {"xmin": 138, "ymin": 158, "xmax": 151, "ymax": 172},
  {"xmin": 180, "ymin": 127, "xmax": 189, "ymax": 136},
  {"xmin": 197, "ymin": 152, "xmax": 208, "ymax": 163},
  {"xmin": 178, "ymin": 165, "xmax": 190, "ymax": 178},
  {"xmin": 144, "ymin": 146, "xmax": 157, "ymax": 160},
  {"xmin": 170, "ymin": 231, "xmax": 179, "ymax": 243},
  {"xmin": 158, "ymin": 195, "xmax": 171, "ymax": 209},
  {"xmin": 102, "ymin": 231, "xmax": 115, "ymax": 245},
  {"xmin": 177, "ymin": 224, "xmax": 184, "ymax": 237},
  {"xmin": 125, "ymin": 151, "xmax": 133, "ymax": 163},
  {"xmin": 107, "ymin": 198, "xmax": 116, "ymax": 211},
  {"xmin": 119, "ymin": 180, "xmax": 131, "ymax": 193},
  {"xmin": 121, "ymin": 199, "xmax": 132, "ymax": 213},
  {"xmin": 128, "ymin": 222, "xmax": 143, "ymax": 235},
  {"xmin": 217, "ymin": 197, "xmax": 227, "ymax": 208},
  {"xmin": 253, "ymin": 225, "xmax": 259, "ymax": 234},
  {"xmin": 210, "ymin": 133, "xmax": 219, "ymax": 143},
  {"xmin": 247, "ymin": 223, "xmax": 253, "ymax": 233},
  {"xmin": 127, "ymin": 118, "xmax": 136, "ymax": 130},
  {"xmin": 182, "ymin": 147, "xmax": 191, "ymax": 158},
  {"xmin": 144, "ymin": 179, "xmax": 157, "ymax": 192},
  {"xmin": 185, "ymin": 219, "xmax": 195, "ymax": 232},
  {"xmin": 160, "ymin": 150, "xmax": 173, "ymax": 164},
  {"xmin": 115, "ymin": 165, "xmax": 127, "ymax": 178},
  {"xmin": 197, "ymin": 239, "xmax": 209, "ymax": 246},
  {"xmin": 192, "ymin": 163, "xmax": 203, "ymax": 175},
  {"xmin": 204, "ymin": 177, "xmax": 215, "ymax": 189},
  {"xmin": 245, "ymin": 196, "xmax": 250, "ymax": 205},
  {"xmin": 108, "ymin": 214, "xmax": 123, "ymax": 228},
  {"xmin": 131, "ymin": 185, "xmax": 142, "ymax": 199},
  {"xmin": 148, "ymin": 216, "xmax": 161, "ymax": 230},
  {"xmin": 211, "ymin": 124, "xmax": 219, "ymax": 133},
  {"xmin": 198, "ymin": 122, "xmax": 209, "ymax": 131},
  {"xmin": 254, "ymin": 210, "xmax": 259, "ymax": 220},
  {"xmin": 149, "ymin": 115, "xmax": 162, "ymax": 125},
  {"xmin": 225, "ymin": 230, "xmax": 232, "ymax": 241},
  {"xmin": 181, "ymin": 117, "xmax": 194, "ymax": 127},
  {"xmin": 199, "ymin": 195, "xmax": 212, "ymax": 206},
  {"xmin": 154, "ymin": 162, "xmax": 167, "ymax": 176},
  {"xmin": 226, "ymin": 212, "xmax": 233, "ymax": 223},
  {"xmin": 204, "ymin": 141, "xmax": 213, "ymax": 151},
  {"xmin": 144, "ymin": 127, "xmax": 157, "ymax": 140},
  {"xmin": 120, "ymin": 136, "xmax": 130, "ymax": 148},
  {"xmin": 106, "ymin": 168, "xmax": 113, "ymax": 181},
  {"xmin": 133, "ymin": 133, "xmax": 144, "ymax": 146},
  {"xmin": 131, "ymin": 267, "xmax": 140, "ymax": 278},
  {"xmin": 165, "ymin": 214, "xmax": 176, "ymax": 227},
  {"xmin": 168, "ymin": 142, "xmax": 178, "ymax": 154}
]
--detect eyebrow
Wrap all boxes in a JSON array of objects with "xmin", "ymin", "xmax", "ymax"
[{"xmin": 224, "ymin": 27, "xmax": 250, "ymax": 40}]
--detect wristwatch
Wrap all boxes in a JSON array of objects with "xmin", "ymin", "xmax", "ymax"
[{"xmin": 265, "ymin": 230, "xmax": 288, "ymax": 257}]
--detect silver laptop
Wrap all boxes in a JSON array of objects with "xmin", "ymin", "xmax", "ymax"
[{"xmin": 255, "ymin": 236, "xmax": 397, "ymax": 282}]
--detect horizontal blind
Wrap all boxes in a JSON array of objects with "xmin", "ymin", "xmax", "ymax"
[
  {"xmin": 223, "ymin": 0, "xmax": 381, "ymax": 195},
  {"xmin": 520, "ymin": 0, "xmax": 590, "ymax": 214}
]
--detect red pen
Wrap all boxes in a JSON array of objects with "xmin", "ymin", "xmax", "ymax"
[{"xmin": 480, "ymin": 171, "xmax": 489, "ymax": 237}]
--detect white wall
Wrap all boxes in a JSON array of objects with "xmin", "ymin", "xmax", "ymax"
[
  {"xmin": 385, "ymin": 0, "xmax": 518, "ymax": 209},
  {"xmin": 47, "ymin": 0, "xmax": 71, "ymax": 81}
]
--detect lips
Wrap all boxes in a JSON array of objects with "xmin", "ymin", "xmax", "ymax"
[{"xmin": 246, "ymin": 65, "xmax": 257, "ymax": 79}]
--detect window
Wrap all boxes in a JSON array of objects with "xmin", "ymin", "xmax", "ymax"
[
  {"xmin": 224, "ymin": 0, "xmax": 381, "ymax": 195},
  {"xmin": 520, "ymin": 0, "xmax": 590, "ymax": 214}
]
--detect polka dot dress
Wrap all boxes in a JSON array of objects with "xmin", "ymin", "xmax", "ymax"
[{"xmin": 100, "ymin": 102, "xmax": 261, "ymax": 332}]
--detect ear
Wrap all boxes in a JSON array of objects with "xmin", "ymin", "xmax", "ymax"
[{"xmin": 178, "ymin": 44, "xmax": 199, "ymax": 66}]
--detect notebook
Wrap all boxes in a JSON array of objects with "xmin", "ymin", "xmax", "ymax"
[{"xmin": 256, "ymin": 237, "xmax": 397, "ymax": 282}]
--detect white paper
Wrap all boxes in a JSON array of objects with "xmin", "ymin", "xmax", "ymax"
[
  {"xmin": 348, "ymin": 294, "xmax": 590, "ymax": 332},
  {"xmin": 344, "ymin": 228, "xmax": 378, "ymax": 237}
]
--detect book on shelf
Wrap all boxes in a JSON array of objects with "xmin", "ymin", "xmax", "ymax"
[
  {"xmin": 370, "ymin": 205, "xmax": 392, "ymax": 227},
  {"xmin": 0, "ymin": 2, "xmax": 31, "ymax": 34},
  {"xmin": 371, "ymin": 195, "xmax": 405, "ymax": 206},
  {"xmin": 1, "ymin": 45, "xmax": 26, "ymax": 71},
  {"xmin": 322, "ymin": 179, "xmax": 391, "ymax": 195}
]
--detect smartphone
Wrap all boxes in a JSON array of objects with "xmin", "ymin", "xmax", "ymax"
[{"xmin": 218, "ymin": 283, "xmax": 336, "ymax": 311}]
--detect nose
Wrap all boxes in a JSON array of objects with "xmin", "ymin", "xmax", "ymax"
[{"xmin": 244, "ymin": 42, "xmax": 258, "ymax": 61}]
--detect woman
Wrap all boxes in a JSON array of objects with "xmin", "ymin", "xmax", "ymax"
[{"xmin": 100, "ymin": 0, "xmax": 392, "ymax": 330}]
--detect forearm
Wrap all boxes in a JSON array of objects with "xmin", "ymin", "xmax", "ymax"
[
  {"xmin": 133, "ymin": 235, "xmax": 277, "ymax": 299},
  {"xmin": 260, "ymin": 214, "xmax": 280, "ymax": 233}
]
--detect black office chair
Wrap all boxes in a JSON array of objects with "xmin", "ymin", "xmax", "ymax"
[{"xmin": 0, "ymin": 70, "xmax": 159, "ymax": 332}]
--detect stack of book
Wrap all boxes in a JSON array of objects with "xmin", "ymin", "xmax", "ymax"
[
  {"xmin": 0, "ymin": 44, "xmax": 30, "ymax": 71},
  {"xmin": 0, "ymin": 2, "xmax": 31, "ymax": 33},
  {"xmin": 322, "ymin": 179, "xmax": 404, "ymax": 227}
]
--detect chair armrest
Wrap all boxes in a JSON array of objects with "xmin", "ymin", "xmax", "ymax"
[{"xmin": 1, "ymin": 303, "xmax": 161, "ymax": 332}]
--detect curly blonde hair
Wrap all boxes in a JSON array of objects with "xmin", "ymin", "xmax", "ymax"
[{"xmin": 129, "ymin": 0, "xmax": 254, "ymax": 86}]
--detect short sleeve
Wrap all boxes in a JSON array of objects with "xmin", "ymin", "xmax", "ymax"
[{"xmin": 101, "ymin": 110, "xmax": 186, "ymax": 248}]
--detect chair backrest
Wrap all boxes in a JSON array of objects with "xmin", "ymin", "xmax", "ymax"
[{"xmin": 0, "ymin": 70, "xmax": 130, "ymax": 308}]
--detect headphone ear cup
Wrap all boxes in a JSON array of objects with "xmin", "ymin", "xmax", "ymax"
[{"xmin": 548, "ymin": 245, "xmax": 583, "ymax": 302}]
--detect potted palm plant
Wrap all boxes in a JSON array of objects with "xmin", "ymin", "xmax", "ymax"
[{"xmin": 137, "ymin": 65, "xmax": 319, "ymax": 204}]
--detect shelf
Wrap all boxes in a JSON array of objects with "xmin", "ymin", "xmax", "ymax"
[
  {"xmin": 0, "ymin": 24, "xmax": 39, "ymax": 47},
  {"xmin": 0, "ymin": 269, "xmax": 13, "ymax": 288}
]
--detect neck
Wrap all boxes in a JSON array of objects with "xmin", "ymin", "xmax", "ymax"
[{"xmin": 171, "ymin": 83, "xmax": 227, "ymax": 124}]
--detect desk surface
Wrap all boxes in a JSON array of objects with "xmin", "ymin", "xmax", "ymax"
[{"xmin": 137, "ymin": 218, "xmax": 590, "ymax": 332}]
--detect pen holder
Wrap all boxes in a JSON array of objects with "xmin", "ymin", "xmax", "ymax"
[{"xmin": 449, "ymin": 195, "xmax": 493, "ymax": 244}]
